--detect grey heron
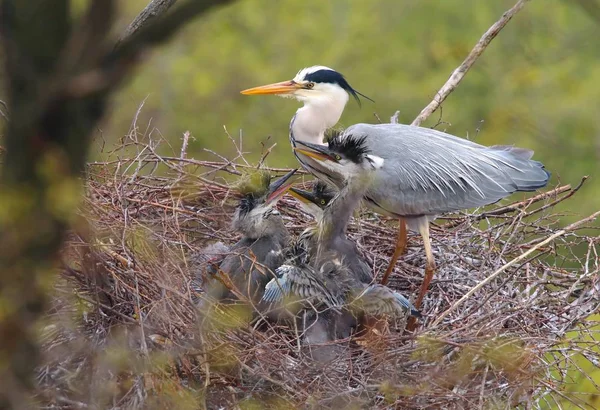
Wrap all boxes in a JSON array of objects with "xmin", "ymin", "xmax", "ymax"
[
  {"xmin": 241, "ymin": 66, "xmax": 550, "ymax": 309},
  {"xmin": 201, "ymin": 169, "xmax": 297, "ymax": 306}
]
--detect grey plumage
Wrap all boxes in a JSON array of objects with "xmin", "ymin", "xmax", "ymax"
[
  {"xmin": 290, "ymin": 180, "xmax": 373, "ymax": 284},
  {"xmin": 207, "ymin": 233, "xmax": 289, "ymax": 304},
  {"xmin": 264, "ymin": 137, "xmax": 420, "ymax": 321},
  {"xmin": 350, "ymin": 284, "xmax": 421, "ymax": 318},
  {"xmin": 241, "ymin": 64, "xmax": 551, "ymax": 310},
  {"xmin": 190, "ymin": 242, "xmax": 230, "ymax": 276},
  {"xmin": 344, "ymin": 123, "xmax": 550, "ymax": 229},
  {"xmin": 263, "ymin": 261, "xmax": 345, "ymax": 310}
]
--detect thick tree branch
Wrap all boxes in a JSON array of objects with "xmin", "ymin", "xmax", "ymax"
[
  {"xmin": 0, "ymin": 0, "xmax": 235, "ymax": 406},
  {"xmin": 411, "ymin": 0, "xmax": 531, "ymax": 126},
  {"xmin": 117, "ymin": 0, "xmax": 178, "ymax": 45},
  {"xmin": 64, "ymin": 0, "xmax": 235, "ymax": 99}
]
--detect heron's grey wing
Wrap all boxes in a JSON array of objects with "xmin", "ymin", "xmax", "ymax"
[
  {"xmin": 263, "ymin": 264, "xmax": 341, "ymax": 309},
  {"xmin": 262, "ymin": 265, "xmax": 294, "ymax": 303},
  {"xmin": 346, "ymin": 123, "xmax": 550, "ymax": 216},
  {"xmin": 352, "ymin": 284, "xmax": 421, "ymax": 318}
]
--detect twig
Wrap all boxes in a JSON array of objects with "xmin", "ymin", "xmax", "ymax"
[
  {"xmin": 411, "ymin": 0, "xmax": 531, "ymax": 126},
  {"xmin": 180, "ymin": 131, "xmax": 191, "ymax": 159},
  {"xmin": 257, "ymin": 142, "xmax": 277, "ymax": 168},
  {"xmin": 432, "ymin": 209, "xmax": 600, "ymax": 326}
]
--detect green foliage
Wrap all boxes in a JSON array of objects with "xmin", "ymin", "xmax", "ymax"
[
  {"xmin": 107, "ymin": 0, "xmax": 600, "ymax": 225},
  {"xmin": 544, "ymin": 314, "xmax": 600, "ymax": 409}
]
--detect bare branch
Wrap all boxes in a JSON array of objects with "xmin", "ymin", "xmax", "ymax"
[
  {"xmin": 411, "ymin": 0, "xmax": 531, "ymax": 126},
  {"xmin": 117, "ymin": 0, "xmax": 178, "ymax": 46}
]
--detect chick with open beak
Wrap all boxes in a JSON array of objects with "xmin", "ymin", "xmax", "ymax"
[{"xmin": 200, "ymin": 169, "xmax": 297, "ymax": 307}]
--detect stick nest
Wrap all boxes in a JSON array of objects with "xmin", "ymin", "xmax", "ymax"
[{"xmin": 38, "ymin": 128, "xmax": 600, "ymax": 409}]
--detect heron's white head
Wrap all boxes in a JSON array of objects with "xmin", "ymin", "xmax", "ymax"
[{"xmin": 241, "ymin": 66, "xmax": 373, "ymax": 144}]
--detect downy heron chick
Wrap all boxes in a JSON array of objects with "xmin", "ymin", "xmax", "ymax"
[
  {"xmin": 202, "ymin": 169, "xmax": 296, "ymax": 306},
  {"xmin": 242, "ymin": 66, "xmax": 550, "ymax": 309},
  {"xmin": 288, "ymin": 179, "xmax": 370, "ymax": 283},
  {"xmin": 289, "ymin": 180, "xmax": 336, "ymax": 220}
]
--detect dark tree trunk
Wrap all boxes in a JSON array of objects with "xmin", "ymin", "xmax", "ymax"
[{"xmin": 0, "ymin": 0, "xmax": 234, "ymax": 407}]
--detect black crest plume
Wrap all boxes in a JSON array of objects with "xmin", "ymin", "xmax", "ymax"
[
  {"xmin": 325, "ymin": 132, "xmax": 370, "ymax": 163},
  {"xmin": 303, "ymin": 69, "xmax": 374, "ymax": 107},
  {"xmin": 234, "ymin": 170, "xmax": 271, "ymax": 215}
]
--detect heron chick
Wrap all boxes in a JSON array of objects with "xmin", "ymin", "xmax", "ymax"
[{"xmin": 201, "ymin": 169, "xmax": 297, "ymax": 306}]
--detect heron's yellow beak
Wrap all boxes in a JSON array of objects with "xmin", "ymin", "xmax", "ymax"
[
  {"xmin": 293, "ymin": 147, "xmax": 332, "ymax": 162},
  {"xmin": 241, "ymin": 80, "xmax": 302, "ymax": 96}
]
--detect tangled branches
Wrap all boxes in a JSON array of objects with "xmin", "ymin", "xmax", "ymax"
[{"xmin": 39, "ymin": 125, "xmax": 599, "ymax": 409}]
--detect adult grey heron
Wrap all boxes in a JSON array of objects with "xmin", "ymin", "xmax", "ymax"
[
  {"xmin": 201, "ymin": 169, "xmax": 297, "ymax": 306},
  {"xmin": 241, "ymin": 66, "xmax": 550, "ymax": 308}
]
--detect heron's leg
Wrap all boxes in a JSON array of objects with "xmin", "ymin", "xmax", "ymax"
[
  {"xmin": 407, "ymin": 224, "xmax": 435, "ymax": 331},
  {"xmin": 380, "ymin": 218, "xmax": 407, "ymax": 285},
  {"xmin": 414, "ymin": 224, "xmax": 435, "ymax": 309}
]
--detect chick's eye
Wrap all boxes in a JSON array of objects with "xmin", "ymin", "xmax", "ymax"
[{"xmin": 305, "ymin": 82, "xmax": 315, "ymax": 89}]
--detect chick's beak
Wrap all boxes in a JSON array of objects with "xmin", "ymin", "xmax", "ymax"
[
  {"xmin": 241, "ymin": 80, "xmax": 302, "ymax": 96},
  {"xmin": 265, "ymin": 169, "xmax": 297, "ymax": 204},
  {"xmin": 288, "ymin": 187, "xmax": 316, "ymax": 205}
]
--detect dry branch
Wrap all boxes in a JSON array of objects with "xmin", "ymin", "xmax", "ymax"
[
  {"xmin": 117, "ymin": 0, "xmax": 178, "ymax": 46},
  {"xmin": 411, "ymin": 0, "xmax": 531, "ymax": 126}
]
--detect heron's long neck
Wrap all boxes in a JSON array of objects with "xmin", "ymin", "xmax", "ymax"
[
  {"xmin": 318, "ymin": 174, "xmax": 368, "ymax": 247},
  {"xmin": 290, "ymin": 96, "xmax": 347, "ymax": 145}
]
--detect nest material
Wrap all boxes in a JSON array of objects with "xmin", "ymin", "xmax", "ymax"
[{"xmin": 39, "ymin": 129, "xmax": 600, "ymax": 409}]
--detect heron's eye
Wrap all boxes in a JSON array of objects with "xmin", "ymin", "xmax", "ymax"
[
  {"xmin": 305, "ymin": 82, "xmax": 315, "ymax": 89},
  {"xmin": 320, "ymin": 199, "xmax": 326, "ymax": 205},
  {"xmin": 334, "ymin": 154, "xmax": 342, "ymax": 161}
]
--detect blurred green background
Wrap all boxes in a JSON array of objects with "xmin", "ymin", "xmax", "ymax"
[{"xmin": 104, "ymin": 0, "xmax": 599, "ymax": 221}]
